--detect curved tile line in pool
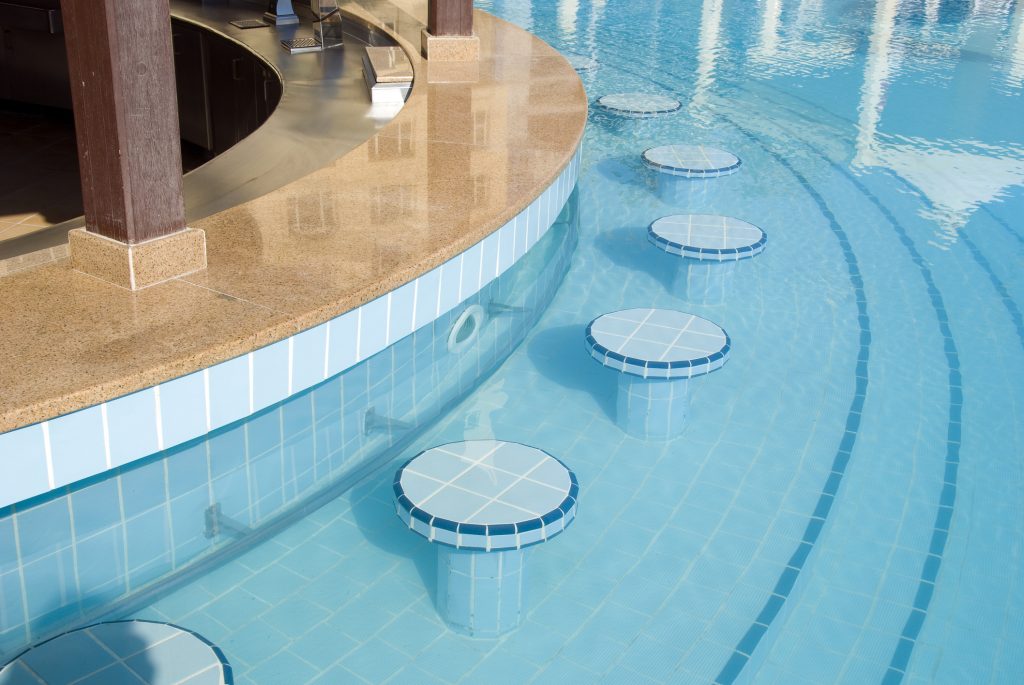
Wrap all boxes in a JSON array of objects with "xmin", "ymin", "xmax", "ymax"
[
  {"xmin": 712, "ymin": 124, "xmax": 873, "ymax": 685},
  {"xmin": 0, "ymin": 147, "xmax": 582, "ymax": 511},
  {"xmin": 0, "ymin": 188, "xmax": 583, "ymax": 656},
  {"xmin": 815, "ymin": 164, "xmax": 963, "ymax": 685},
  {"xmin": 753, "ymin": 109, "xmax": 972, "ymax": 684}
]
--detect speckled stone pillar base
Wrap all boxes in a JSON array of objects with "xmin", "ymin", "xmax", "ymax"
[
  {"xmin": 69, "ymin": 227, "xmax": 207, "ymax": 290},
  {"xmin": 437, "ymin": 547, "xmax": 525, "ymax": 638},
  {"xmin": 674, "ymin": 262, "xmax": 735, "ymax": 306},
  {"xmin": 617, "ymin": 374, "xmax": 690, "ymax": 439},
  {"xmin": 421, "ymin": 29, "xmax": 481, "ymax": 61}
]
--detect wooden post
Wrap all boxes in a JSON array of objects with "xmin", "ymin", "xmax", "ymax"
[
  {"xmin": 61, "ymin": 0, "xmax": 186, "ymax": 245},
  {"xmin": 428, "ymin": 0, "xmax": 473, "ymax": 36},
  {"xmin": 61, "ymin": 0, "xmax": 206, "ymax": 289},
  {"xmin": 423, "ymin": 0, "xmax": 479, "ymax": 61}
]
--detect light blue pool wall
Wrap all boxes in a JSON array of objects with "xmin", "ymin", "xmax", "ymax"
[
  {"xmin": 0, "ymin": 155, "xmax": 581, "ymax": 658},
  {"xmin": 0, "ymin": 147, "xmax": 581, "ymax": 512}
]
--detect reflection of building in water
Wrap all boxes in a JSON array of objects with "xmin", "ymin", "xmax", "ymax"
[
  {"xmin": 853, "ymin": 0, "xmax": 1024, "ymax": 244},
  {"xmin": 758, "ymin": 0, "xmax": 783, "ymax": 60},
  {"xmin": 746, "ymin": 0, "xmax": 856, "ymax": 76},
  {"xmin": 1008, "ymin": 0, "xmax": 1024, "ymax": 88},
  {"xmin": 691, "ymin": 0, "xmax": 723, "ymax": 117},
  {"xmin": 558, "ymin": 0, "xmax": 579, "ymax": 39}
]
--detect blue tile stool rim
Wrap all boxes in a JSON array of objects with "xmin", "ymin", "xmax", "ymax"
[
  {"xmin": 0, "ymin": 619, "xmax": 233, "ymax": 685},
  {"xmin": 393, "ymin": 440, "xmax": 580, "ymax": 552},
  {"xmin": 641, "ymin": 144, "xmax": 743, "ymax": 178},
  {"xmin": 648, "ymin": 214, "xmax": 768, "ymax": 262},
  {"xmin": 585, "ymin": 309, "xmax": 732, "ymax": 380},
  {"xmin": 595, "ymin": 92, "xmax": 682, "ymax": 118}
]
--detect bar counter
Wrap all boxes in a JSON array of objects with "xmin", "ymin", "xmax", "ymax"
[{"xmin": 0, "ymin": 0, "xmax": 586, "ymax": 435}]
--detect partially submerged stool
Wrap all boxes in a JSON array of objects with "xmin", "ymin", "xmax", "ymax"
[
  {"xmin": 0, "ymin": 620, "xmax": 231, "ymax": 684},
  {"xmin": 649, "ymin": 214, "xmax": 766, "ymax": 305},
  {"xmin": 642, "ymin": 144, "xmax": 741, "ymax": 203},
  {"xmin": 393, "ymin": 440, "xmax": 578, "ymax": 638},
  {"xmin": 585, "ymin": 309, "xmax": 731, "ymax": 439},
  {"xmin": 596, "ymin": 93, "xmax": 681, "ymax": 118}
]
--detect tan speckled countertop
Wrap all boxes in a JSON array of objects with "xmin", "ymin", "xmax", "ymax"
[{"xmin": 0, "ymin": 3, "xmax": 587, "ymax": 434}]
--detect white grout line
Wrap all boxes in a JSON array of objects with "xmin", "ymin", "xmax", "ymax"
[
  {"xmin": 154, "ymin": 386, "xmax": 165, "ymax": 450},
  {"xmin": 287, "ymin": 337, "xmax": 294, "ymax": 395},
  {"xmin": 202, "ymin": 369, "xmax": 212, "ymax": 432},
  {"xmin": 247, "ymin": 353, "xmax": 255, "ymax": 413},
  {"xmin": 41, "ymin": 422, "xmax": 54, "ymax": 489},
  {"xmin": 100, "ymin": 404, "xmax": 112, "ymax": 469},
  {"xmin": 323, "ymin": 322, "xmax": 331, "ymax": 379}
]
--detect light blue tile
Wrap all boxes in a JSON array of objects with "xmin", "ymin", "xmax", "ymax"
[
  {"xmin": 170, "ymin": 486, "xmax": 210, "ymax": 560},
  {"xmin": 438, "ymin": 256, "xmax": 463, "ymax": 316},
  {"xmin": 22, "ymin": 547, "xmax": 76, "ymax": 623},
  {"xmin": 48, "ymin": 405, "xmax": 106, "ymax": 488},
  {"xmin": 125, "ymin": 631, "xmax": 222, "ymax": 684},
  {"xmin": 513, "ymin": 211, "xmax": 528, "ymax": 261},
  {"xmin": 107, "ymin": 389, "xmax": 160, "ymax": 469},
  {"xmin": 461, "ymin": 243, "xmax": 484, "ymax": 299},
  {"xmin": 413, "ymin": 267, "xmax": 441, "ymax": 331},
  {"xmin": 0, "ymin": 515, "xmax": 15, "ymax": 568},
  {"xmin": 326, "ymin": 310, "xmax": 359, "ymax": 377},
  {"xmin": 0, "ymin": 423, "xmax": 49, "ymax": 507},
  {"xmin": 71, "ymin": 477, "xmax": 121, "ymax": 538},
  {"xmin": 359, "ymin": 294, "xmax": 389, "ymax": 362},
  {"xmin": 497, "ymin": 219, "xmax": 516, "ymax": 275},
  {"xmin": 0, "ymin": 569, "xmax": 25, "ymax": 640},
  {"xmin": 17, "ymin": 497, "xmax": 71, "ymax": 560},
  {"xmin": 20, "ymin": 629, "xmax": 116, "ymax": 683},
  {"xmin": 159, "ymin": 371, "xmax": 207, "ymax": 450},
  {"xmin": 125, "ymin": 506, "xmax": 171, "ymax": 578},
  {"xmin": 479, "ymin": 232, "xmax": 500, "ymax": 289},
  {"xmin": 75, "ymin": 526, "xmax": 125, "ymax": 596},
  {"xmin": 208, "ymin": 355, "xmax": 249, "ymax": 431},
  {"xmin": 166, "ymin": 442, "xmax": 208, "ymax": 499},
  {"xmin": 252, "ymin": 340, "xmax": 289, "ymax": 412},
  {"xmin": 121, "ymin": 460, "xmax": 167, "ymax": 519},
  {"xmin": 209, "ymin": 424, "xmax": 246, "ymax": 478},
  {"xmin": 245, "ymin": 649, "xmax": 318, "ymax": 685},
  {"xmin": 388, "ymin": 280, "xmax": 417, "ymax": 345},
  {"xmin": 292, "ymin": 323, "xmax": 329, "ymax": 393}
]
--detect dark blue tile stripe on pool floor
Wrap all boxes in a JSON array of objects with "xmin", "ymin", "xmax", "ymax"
[{"xmin": 711, "ymin": 123, "xmax": 873, "ymax": 685}]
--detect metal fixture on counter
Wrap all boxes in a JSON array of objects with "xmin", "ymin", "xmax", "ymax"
[
  {"xmin": 281, "ymin": 0, "xmax": 344, "ymax": 54},
  {"xmin": 264, "ymin": 0, "xmax": 298, "ymax": 26}
]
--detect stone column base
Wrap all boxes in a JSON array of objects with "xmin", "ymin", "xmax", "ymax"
[
  {"xmin": 69, "ymin": 227, "xmax": 207, "ymax": 290},
  {"xmin": 421, "ymin": 29, "xmax": 480, "ymax": 62}
]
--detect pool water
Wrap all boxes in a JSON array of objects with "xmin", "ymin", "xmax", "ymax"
[{"xmin": 134, "ymin": 0, "xmax": 1024, "ymax": 683}]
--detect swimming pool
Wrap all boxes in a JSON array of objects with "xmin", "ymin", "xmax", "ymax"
[{"xmin": 6, "ymin": 0, "xmax": 1024, "ymax": 682}]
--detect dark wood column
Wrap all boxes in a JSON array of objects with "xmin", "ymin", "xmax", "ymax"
[
  {"xmin": 428, "ymin": 0, "xmax": 473, "ymax": 36},
  {"xmin": 61, "ymin": 0, "xmax": 186, "ymax": 245}
]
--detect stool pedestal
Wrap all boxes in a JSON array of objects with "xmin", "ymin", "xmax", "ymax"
[
  {"xmin": 674, "ymin": 261, "xmax": 735, "ymax": 305},
  {"xmin": 617, "ymin": 374, "xmax": 690, "ymax": 439},
  {"xmin": 437, "ymin": 547, "xmax": 525, "ymax": 638}
]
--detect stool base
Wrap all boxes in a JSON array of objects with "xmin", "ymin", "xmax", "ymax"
[
  {"xmin": 437, "ymin": 547, "xmax": 525, "ymax": 638},
  {"xmin": 617, "ymin": 374, "xmax": 690, "ymax": 439}
]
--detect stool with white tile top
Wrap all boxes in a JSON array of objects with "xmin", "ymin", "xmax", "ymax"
[
  {"xmin": 649, "ymin": 214, "xmax": 767, "ymax": 305},
  {"xmin": 596, "ymin": 93, "xmax": 681, "ymax": 118},
  {"xmin": 393, "ymin": 440, "xmax": 579, "ymax": 638},
  {"xmin": 642, "ymin": 144, "xmax": 741, "ymax": 178},
  {"xmin": 0, "ymin": 620, "xmax": 231, "ymax": 685},
  {"xmin": 585, "ymin": 309, "xmax": 731, "ymax": 439}
]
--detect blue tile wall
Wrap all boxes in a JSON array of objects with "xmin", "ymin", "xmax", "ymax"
[
  {"xmin": 0, "ymin": 149, "xmax": 580, "ymax": 656},
  {"xmin": 47, "ymin": 405, "xmax": 106, "ymax": 488}
]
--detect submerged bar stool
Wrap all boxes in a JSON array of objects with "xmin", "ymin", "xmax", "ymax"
[
  {"xmin": 642, "ymin": 144, "xmax": 741, "ymax": 203},
  {"xmin": 393, "ymin": 440, "xmax": 578, "ymax": 638},
  {"xmin": 649, "ymin": 214, "xmax": 767, "ymax": 305},
  {"xmin": 0, "ymin": 620, "xmax": 232, "ymax": 684},
  {"xmin": 585, "ymin": 309, "xmax": 731, "ymax": 439}
]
